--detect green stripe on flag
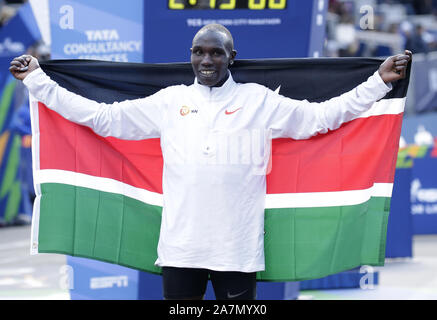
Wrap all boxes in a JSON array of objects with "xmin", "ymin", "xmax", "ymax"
[
  {"xmin": 38, "ymin": 183, "xmax": 163, "ymax": 275},
  {"xmin": 38, "ymin": 183, "xmax": 389, "ymax": 281},
  {"xmin": 259, "ymin": 196, "xmax": 389, "ymax": 281}
]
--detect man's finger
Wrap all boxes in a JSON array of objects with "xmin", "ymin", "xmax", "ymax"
[
  {"xmin": 394, "ymin": 59, "xmax": 408, "ymax": 66},
  {"xmin": 15, "ymin": 56, "xmax": 27, "ymax": 65},
  {"xmin": 9, "ymin": 64, "xmax": 28, "ymax": 71},
  {"xmin": 394, "ymin": 65, "xmax": 406, "ymax": 71},
  {"xmin": 394, "ymin": 54, "xmax": 410, "ymax": 61},
  {"xmin": 10, "ymin": 60, "xmax": 23, "ymax": 67}
]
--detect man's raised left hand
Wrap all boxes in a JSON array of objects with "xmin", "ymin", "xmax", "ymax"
[{"xmin": 378, "ymin": 50, "xmax": 412, "ymax": 84}]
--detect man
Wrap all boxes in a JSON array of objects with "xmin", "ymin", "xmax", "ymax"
[{"xmin": 10, "ymin": 24, "xmax": 411, "ymax": 300}]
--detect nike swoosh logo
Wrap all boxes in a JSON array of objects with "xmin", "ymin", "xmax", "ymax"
[
  {"xmin": 227, "ymin": 289, "xmax": 248, "ymax": 299},
  {"xmin": 225, "ymin": 107, "xmax": 241, "ymax": 115}
]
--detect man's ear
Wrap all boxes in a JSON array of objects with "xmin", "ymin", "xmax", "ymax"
[
  {"xmin": 229, "ymin": 50, "xmax": 237, "ymax": 65},
  {"xmin": 231, "ymin": 50, "xmax": 237, "ymax": 59}
]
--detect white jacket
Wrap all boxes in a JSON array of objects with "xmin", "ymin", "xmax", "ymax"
[{"xmin": 24, "ymin": 68, "xmax": 392, "ymax": 272}]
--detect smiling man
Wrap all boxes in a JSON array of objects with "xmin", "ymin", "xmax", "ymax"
[
  {"xmin": 10, "ymin": 24, "xmax": 411, "ymax": 300},
  {"xmin": 191, "ymin": 24, "xmax": 236, "ymax": 87}
]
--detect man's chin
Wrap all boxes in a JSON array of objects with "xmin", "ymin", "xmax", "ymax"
[{"xmin": 197, "ymin": 77, "xmax": 219, "ymax": 87}]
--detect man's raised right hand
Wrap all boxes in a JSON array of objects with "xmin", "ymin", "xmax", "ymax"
[{"xmin": 9, "ymin": 55, "xmax": 40, "ymax": 81}]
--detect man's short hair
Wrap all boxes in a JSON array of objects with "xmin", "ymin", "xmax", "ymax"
[{"xmin": 193, "ymin": 24, "xmax": 234, "ymax": 52}]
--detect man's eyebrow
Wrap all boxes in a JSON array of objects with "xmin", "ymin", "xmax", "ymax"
[
  {"xmin": 213, "ymin": 47, "xmax": 226, "ymax": 52},
  {"xmin": 194, "ymin": 46, "xmax": 225, "ymax": 52}
]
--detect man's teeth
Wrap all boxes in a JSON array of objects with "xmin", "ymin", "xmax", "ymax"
[{"xmin": 201, "ymin": 71, "xmax": 215, "ymax": 75}]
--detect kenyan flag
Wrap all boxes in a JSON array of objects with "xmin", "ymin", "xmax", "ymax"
[{"xmin": 29, "ymin": 58, "xmax": 410, "ymax": 281}]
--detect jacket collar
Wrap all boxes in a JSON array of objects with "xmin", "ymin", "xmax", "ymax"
[{"xmin": 192, "ymin": 71, "xmax": 237, "ymax": 101}]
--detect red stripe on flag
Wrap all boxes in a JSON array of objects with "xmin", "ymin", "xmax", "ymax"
[
  {"xmin": 38, "ymin": 102, "xmax": 402, "ymax": 194},
  {"xmin": 267, "ymin": 113, "xmax": 402, "ymax": 193},
  {"xmin": 38, "ymin": 102, "xmax": 164, "ymax": 193}
]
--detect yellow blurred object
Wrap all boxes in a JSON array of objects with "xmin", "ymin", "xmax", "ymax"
[
  {"xmin": 22, "ymin": 135, "xmax": 32, "ymax": 148},
  {"xmin": 0, "ymin": 131, "xmax": 10, "ymax": 167}
]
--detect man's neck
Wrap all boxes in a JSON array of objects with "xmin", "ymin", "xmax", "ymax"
[{"xmin": 211, "ymin": 70, "xmax": 230, "ymax": 88}]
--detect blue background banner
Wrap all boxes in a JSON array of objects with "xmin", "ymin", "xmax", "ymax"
[
  {"xmin": 0, "ymin": 3, "xmax": 40, "ymax": 225},
  {"xmin": 49, "ymin": 0, "xmax": 143, "ymax": 62},
  {"xmin": 0, "ymin": 2, "xmax": 41, "ymax": 87},
  {"xmin": 411, "ymin": 157, "xmax": 437, "ymax": 234}
]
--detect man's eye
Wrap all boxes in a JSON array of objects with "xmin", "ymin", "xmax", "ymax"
[
  {"xmin": 194, "ymin": 50, "xmax": 202, "ymax": 55},
  {"xmin": 213, "ymin": 51, "xmax": 222, "ymax": 56}
]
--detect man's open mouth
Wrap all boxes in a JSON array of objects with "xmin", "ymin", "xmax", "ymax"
[{"xmin": 199, "ymin": 70, "xmax": 216, "ymax": 77}]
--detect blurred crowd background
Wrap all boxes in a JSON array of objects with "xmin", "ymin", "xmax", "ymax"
[{"xmin": 326, "ymin": 0, "xmax": 437, "ymax": 57}]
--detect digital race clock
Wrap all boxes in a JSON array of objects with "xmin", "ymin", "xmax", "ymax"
[
  {"xmin": 168, "ymin": 0, "xmax": 287, "ymax": 10},
  {"xmin": 145, "ymin": 0, "xmax": 327, "ymax": 62}
]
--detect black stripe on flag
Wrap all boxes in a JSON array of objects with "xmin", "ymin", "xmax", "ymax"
[{"xmin": 40, "ymin": 58, "xmax": 410, "ymax": 104}]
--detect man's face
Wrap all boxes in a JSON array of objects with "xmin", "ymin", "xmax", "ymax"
[{"xmin": 190, "ymin": 31, "xmax": 235, "ymax": 87}]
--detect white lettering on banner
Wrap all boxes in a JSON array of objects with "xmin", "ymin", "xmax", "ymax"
[
  {"xmin": 64, "ymin": 41, "xmax": 141, "ymax": 54},
  {"xmin": 59, "ymin": 5, "xmax": 74, "ymax": 30},
  {"xmin": 187, "ymin": 18, "xmax": 281, "ymax": 27},
  {"xmin": 78, "ymin": 54, "xmax": 129, "ymax": 62},
  {"xmin": 411, "ymin": 179, "xmax": 437, "ymax": 203},
  {"xmin": 412, "ymin": 204, "xmax": 425, "ymax": 214},
  {"xmin": 89, "ymin": 275, "xmax": 128, "ymax": 289},
  {"xmin": 62, "ymin": 29, "xmax": 141, "ymax": 62},
  {"xmin": 85, "ymin": 30, "xmax": 120, "ymax": 41},
  {"xmin": 359, "ymin": 5, "xmax": 374, "ymax": 30},
  {"xmin": 412, "ymin": 204, "xmax": 437, "ymax": 215},
  {"xmin": 0, "ymin": 38, "xmax": 24, "ymax": 55},
  {"xmin": 359, "ymin": 266, "xmax": 375, "ymax": 290},
  {"xmin": 411, "ymin": 179, "xmax": 437, "ymax": 215}
]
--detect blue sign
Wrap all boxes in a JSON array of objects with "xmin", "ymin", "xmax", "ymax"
[
  {"xmin": 67, "ymin": 256, "xmax": 163, "ymax": 300},
  {"xmin": 50, "ymin": 0, "xmax": 143, "ymax": 62},
  {"xmin": 411, "ymin": 157, "xmax": 437, "ymax": 234},
  {"xmin": 67, "ymin": 256, "xmax": 299, "ymax": 299},
  {"xmin": 385, "ymin": 168, "xmax": 413, "ymax": 257},
  {"xmin": 144, "ymin": 0, "xmax": 327, "ymax": 62},
  {"xmin": 0, "ymin": 2, "xmax": 41, "ymax": 86}
]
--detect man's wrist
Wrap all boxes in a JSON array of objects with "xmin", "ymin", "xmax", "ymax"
[
  {"xmin": 374, "ymin": 69, "xmax": 392, "ymax": 90},
  {"xmin": 22, "ymin": 67, "xmax": 43, "ymax": 86}
]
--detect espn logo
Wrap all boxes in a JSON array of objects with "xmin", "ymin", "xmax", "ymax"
[{"xmin": 89, "ymin": 275, "xmax": 128, "ymax": 289}]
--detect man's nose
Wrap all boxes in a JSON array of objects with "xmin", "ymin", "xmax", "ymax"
[{"xmin": 201, "ymin": 54, "xmax": 213, "ymax": 66}]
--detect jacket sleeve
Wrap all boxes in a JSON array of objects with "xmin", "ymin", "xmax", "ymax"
[
  {"xmin": 265, "ymin": 70, "xmax": 393, "ymax": 139},
  {"xmin": 23, "ymin": 68, "xmax": 168, "ymax": 140}
]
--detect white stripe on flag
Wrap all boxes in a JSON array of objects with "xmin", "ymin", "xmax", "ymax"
[
  {"xmin": 34, "ymin": 169, "xmax": 164, "ymax": 207},
  {"xmin": 29, "ymin": 94, "xmax": 41, "ymax": 255},
  {"xmin": 265, "ymin": 183, "xmax": 393, "ymax": 208},
  {"xmin": 35, "ymin": 169, "xmax": 393, "ymax": 209},
  {"xmin": 356, "ymin": 97, "xmax": 405, "ymax": 119}
]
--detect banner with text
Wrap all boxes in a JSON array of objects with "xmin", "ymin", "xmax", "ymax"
[{"xmin": 49, "ymin": 0, "xmax": 143, "ymax": 62}]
